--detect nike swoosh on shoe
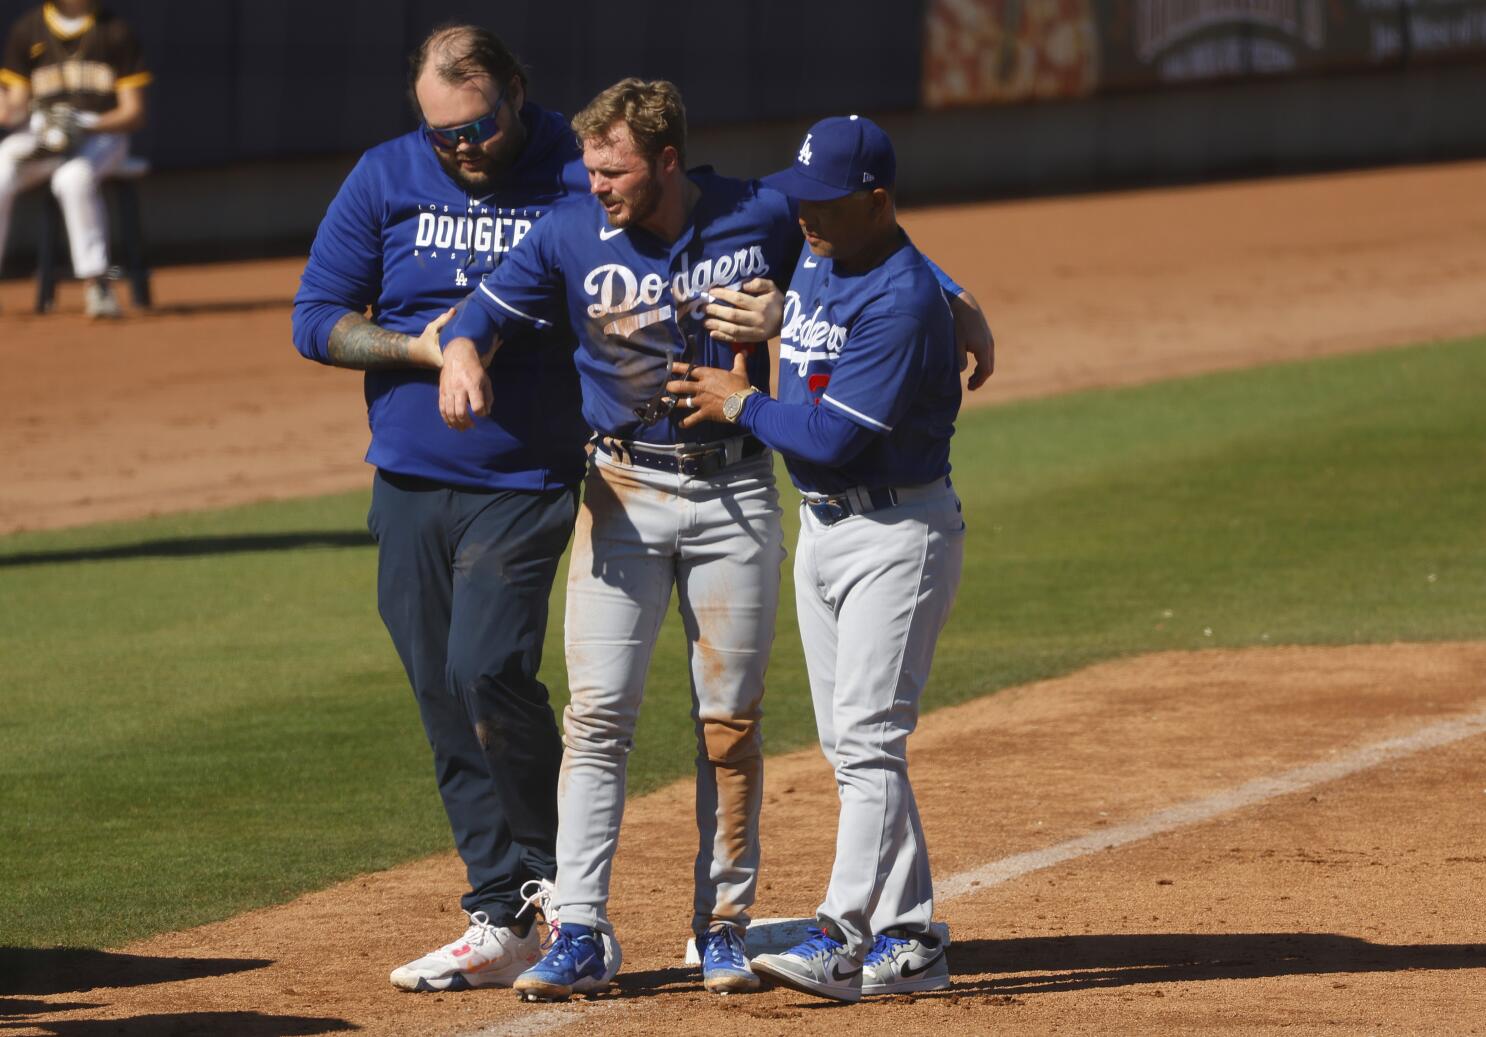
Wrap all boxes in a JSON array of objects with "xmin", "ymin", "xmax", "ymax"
[{"xmin": 899, "ymin": 950, "xmax": 944, "ymax": 979}]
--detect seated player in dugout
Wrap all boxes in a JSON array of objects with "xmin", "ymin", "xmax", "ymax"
[{"xmin": 0, "ymin": 0, "xmax": 150, "ymax": 318}]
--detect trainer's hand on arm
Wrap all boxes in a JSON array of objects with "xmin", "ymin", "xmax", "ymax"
[
  {"xmin": 666, "ymin": 351, "xmax": 752, "ymax": 428},
  {"xmin": 407, "ymin": 307, "xmax": 456, "ymax": 367},
  {"xmin": 948, "ymin": 289, "xmax": 995, "ymax": 391},
  {"xmin": 439, "ymin": 338, "xmax": 493, "ymax": 431},
  {"xmin": 703, "ymin": 278, "xmax": 783, "ymax": 344}
]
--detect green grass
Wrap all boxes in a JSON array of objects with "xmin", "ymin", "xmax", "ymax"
[{"xmin": 2, "ymin": 336, "xmax": 1483, "ymax": 948}]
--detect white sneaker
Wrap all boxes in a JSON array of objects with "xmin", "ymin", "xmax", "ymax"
[
  {"xmin": 862, "ymin": 929, "xmax": 950, "ymax": 995},
  {"xmin": 389, "ymin": 910, "xmax": 542, "ymax": 992},
  {"xmin": 85, "ymin": 280, "xmax": 121, "ymax": 319},
  {"xmin": 751, "ymin": 927, "xmax": 862, "ymax": 1002}
]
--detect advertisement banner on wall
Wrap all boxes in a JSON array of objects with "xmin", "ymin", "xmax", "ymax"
[
  {"xmin": 1094, "ymin": 0, "xmax": 1403, "ymax": 89},
  {"xmin": 923, "ymin": 0, "xmax": 1103, "ymax": 106},
  {"xmin": 923, "ymin": 0, "xmax": 1421, "ymax": 107},
  {"xmin": 1402, "ymin": 0, "xmax": 1486, "ymax": 62}
]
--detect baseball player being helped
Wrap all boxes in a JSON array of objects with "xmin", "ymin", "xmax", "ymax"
[
  {"xmin": 437, "ymin": 80, "xmax": 989, "ymax": 1001},
  {"xmin": 668, "ymin": 115, "xmax": 988, "ymax": 1001}
]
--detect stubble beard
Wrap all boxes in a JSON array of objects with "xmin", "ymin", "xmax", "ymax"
[
  {"xmin": 436, "ymin": 134, "xmax": 523, "ymax": 196},
  {"xmin": 606, "ymin": 165, "xmax": 662, "ymax": 229}
]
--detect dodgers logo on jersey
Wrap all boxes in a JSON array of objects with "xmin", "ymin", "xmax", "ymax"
[
  {"xmin": 414, "ymin": 211, "xmax": 532, "ymax": 254},
  {"xmin": 581, "ymin": 246, "xmax": 771, "ymax": 340},
  {"xmin": 779, "ymin": 290, "xmax": 848, "ymax": 373}
]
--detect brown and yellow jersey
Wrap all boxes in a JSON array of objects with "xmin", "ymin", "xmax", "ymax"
[{"xmin": 0, "ymin": 3, "xmax": 151, "ymax": 113}]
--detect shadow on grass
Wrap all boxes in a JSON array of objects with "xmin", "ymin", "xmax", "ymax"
[
  {"xmin": 928, "ymin": 932, "xmax": 1486, "ymax": 996},
  {"xmin": 0, "ymin": 947, "xmax": 270, "ymax": 996},
  {"xmin": 0, "ymin": 1011, "xmax": 356, "ymax": 1035},
  {"xmin": 0, "ymin": 532, "xmax": 373, "ymax": 569}
]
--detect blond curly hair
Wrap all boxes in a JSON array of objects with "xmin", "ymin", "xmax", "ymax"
[{"xmin": 572, "ymin": 78, "xmax": 687, "ymax": 166}]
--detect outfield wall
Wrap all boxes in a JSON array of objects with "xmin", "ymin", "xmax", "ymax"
[{"xmin": 0, "ymin": 0, "xmax": 1484, "ymax": 270}]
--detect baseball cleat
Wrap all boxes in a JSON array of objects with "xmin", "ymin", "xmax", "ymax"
[
  {"xmin": 862, "ymin": 929, "xmax": 950, "ymax": 995},
  {"xmin": 697, "ymin": 921, "xmax": 761, "ymax": 994},
  {"xmin": 389, "ymin": 910, "xmax": 541, "ymax": 992},
  {"xmin": 513, "ymin": 923, "xmax": 620, "ymax": 1002},
  {"xmin": 85, "ymin": 281, "xmax": 121, "ymax": 320},
  {"xmin": 750, "ymin": 927, "xmax": 863, "ymax": 1002}
]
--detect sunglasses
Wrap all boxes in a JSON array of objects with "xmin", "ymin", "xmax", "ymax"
[{"xmin": 423, "ymin": 87, "xmax": 508, "ymax": 151}]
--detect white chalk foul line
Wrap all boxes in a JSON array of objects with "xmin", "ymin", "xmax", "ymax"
[
  {"xmin": 455, "ymin": 706, "xmax": 1486, "ymax": 1037},
  {"xmin": 936, "ymin": 707, "xmax": 1486, "ymax": 901},
  {"xmin": 456, "ymin": 1001, "xmax": 621, "ymax": 1037}
]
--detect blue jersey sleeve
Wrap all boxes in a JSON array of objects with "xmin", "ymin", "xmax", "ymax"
[
  {"xmin": 292, "ymin": 155, "xmax": 385, "ymax": 364},
  {"xmin": 816, "ymin": 309, "xmax": 928, "ymax": 434},
  {"xmin": 443, "ymin": 212, "xmax": 566, "ymax": 350},
  {"xmin": 738, "ymin": 393, "xmax": 875, "ymax": 467},
  {"xmin": 918, "ymin": 252, "xmax": 964, "ymax": 298}
]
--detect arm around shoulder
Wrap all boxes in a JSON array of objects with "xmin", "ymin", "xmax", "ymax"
[{"xmin": 947, "ymin": 288, "xmax": 994, "ymax": 391}]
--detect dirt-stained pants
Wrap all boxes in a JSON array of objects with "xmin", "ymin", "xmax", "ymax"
[{"xmin": 556, "ymin": 450, "xmax": 784, "ymax": 938}]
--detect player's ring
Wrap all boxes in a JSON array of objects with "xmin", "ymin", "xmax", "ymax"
[{"xmin": 686, "ymin": 396, "xmax": 698, "ymax": 408}]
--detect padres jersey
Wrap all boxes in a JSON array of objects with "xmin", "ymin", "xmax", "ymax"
[
  {"xmin": 0, "ymin": 4, "xmax": 150, "ymax": 112},
  {"xmin": 447, "ymin": 169, "xmax": 802, "ymax": 446},
  {"xmin": 293, "ymin": 103, "xmax": 590, "ymax": 491},
  {"xmin": 774, "ymin": 237, "xmax": 962, "ymax": 494}
]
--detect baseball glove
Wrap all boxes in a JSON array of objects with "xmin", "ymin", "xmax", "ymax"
[{"xmin": 28, "ymin": 103, "xmax": 87, "ymax": 157}]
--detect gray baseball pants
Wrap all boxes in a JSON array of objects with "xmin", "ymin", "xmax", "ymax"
[
  {"xmin": 554, "ymin": 449, "xmax": 785, "ymax": 938},
  {"xmin": 795, "ymin": 483, "xmax": 966, "ymax": 958}
]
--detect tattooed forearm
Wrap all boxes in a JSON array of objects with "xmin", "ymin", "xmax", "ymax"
[{"xmin": 325, "ymin": 311, "xmax": 418, "ymax": 370}]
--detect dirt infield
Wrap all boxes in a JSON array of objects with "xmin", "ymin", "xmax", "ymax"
[
  {"xmin": 2, "ymin": 160, "xmax": 1485, "ymax": 534},
  {"xmin": 5, "ymin": 643, "xmax": 1484, "ymax": 1035},
  {"xmin": 3, "ymin": 162, "xmax": 1485, "ymax": 1035}
]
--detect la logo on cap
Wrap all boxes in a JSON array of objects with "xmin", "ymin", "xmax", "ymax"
[{"xmin": 763, "ymin": 114, "xmax": 897, "ymax": 202}]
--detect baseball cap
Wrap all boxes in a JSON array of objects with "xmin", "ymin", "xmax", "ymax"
[{"xmin": 761, "ymin": 115, "xmax": 896, "ymax": 201}]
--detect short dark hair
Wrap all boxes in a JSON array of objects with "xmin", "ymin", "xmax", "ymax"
[{"xmin": 408, "ymin": 24, "xmax": 528, "ymax": 120}]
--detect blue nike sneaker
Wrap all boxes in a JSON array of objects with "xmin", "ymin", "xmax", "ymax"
[
  {"xmin": 750, "ymin": 927, "xmax": 862, "ymax": 1002},
  {"xmin": 697, "ymin": 922, "xmax": 761, "ymax": 994},
  {"xmin": 862, "ymin": 929, "xmax": 950, "ymax": 995},
  {"xmin": 512, "ymin": 923, "xmax": 619, "ymax": 1002}
]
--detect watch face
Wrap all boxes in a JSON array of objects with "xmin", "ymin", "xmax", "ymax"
[{"xmin": 723, "ymin": 396, "xmax": 743, "ymax": 422}]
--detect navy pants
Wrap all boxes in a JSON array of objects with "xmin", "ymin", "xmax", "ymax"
[{"xmin": 369, "ymin": 470, "xmax": 577, "ymax": 926}]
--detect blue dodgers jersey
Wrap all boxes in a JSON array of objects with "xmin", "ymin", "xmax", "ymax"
[
  {"xmin": 292, "ymin": 103, "xmax": 590, "ymax": 491},
  {"xmin": 447, "ymin": 169, "xmax": 802, "ymax": 445},
  {"xmin": 775, "ymin": 238, "xmax": 962, "ymax": 494}
]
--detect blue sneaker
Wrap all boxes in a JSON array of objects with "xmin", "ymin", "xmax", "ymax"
[
  {"xmin": 750, "ymin": 927, "xmax": 862, "ymax": 1002},
  {"xmin": 697, "ymin": 922, "xmax": 761, "ymax": 994},
  {"xmin": 862, "ymin": 929, "xmax": 949, "ymax": 995},
  {"xmin": 513, "ymin": 923, "xmax": 618, "ymax": 1002}
]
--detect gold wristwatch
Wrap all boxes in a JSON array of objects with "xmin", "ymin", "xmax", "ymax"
[{"xmin": 722, "ymin": 386, "xmax": 760, "ymax": 423}]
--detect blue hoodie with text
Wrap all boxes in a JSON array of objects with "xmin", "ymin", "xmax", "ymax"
[{"xmin": 292, "ymin": 102, "xmax": 589, "ymax": 491}]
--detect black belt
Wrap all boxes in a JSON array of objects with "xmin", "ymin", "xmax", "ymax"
[
  {"xmin": 804, "ymin": 478, "xmax": 953, "ymax": 527},
  {"xmin": 596, "ymin": 435, "xmax": 766, "ymax": 477}
]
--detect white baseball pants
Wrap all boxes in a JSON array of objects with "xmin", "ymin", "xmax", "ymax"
[
  {"xmin": 795, "ymin": 483, "xmax": 965, "ymax": 958},
  {"xmin": 0, "ymin": 131, "xmax": 127, "ymax": 281},
  {"xmin": 555, "ymin": 449, "xmax": 785, "ymax": 938}
]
